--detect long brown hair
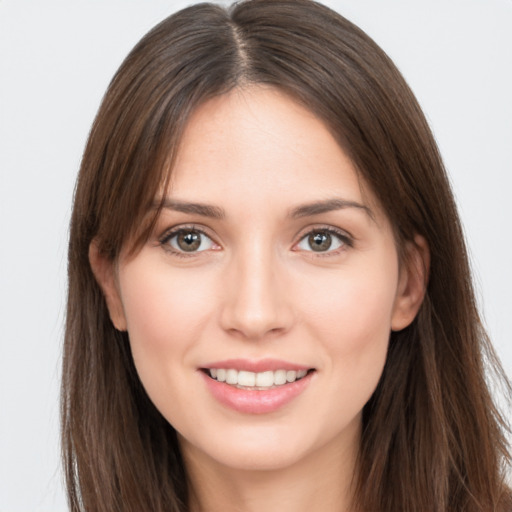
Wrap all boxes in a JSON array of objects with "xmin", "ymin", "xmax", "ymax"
[{"xmin": 62, "ymin": 1, "xmax": 512, "ymax": 510}]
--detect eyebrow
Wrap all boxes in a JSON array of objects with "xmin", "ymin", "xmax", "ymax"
[
  {"xmin": 290, "ymin": 198, "xmax": 374, "ymax": 221},
  {"xmin": 154, "ymin": 197, "xmax": 373, "ymax": 221},
  {"xmin": 155, "ymin": 199, "xmax": 226, "ymax": 219}
]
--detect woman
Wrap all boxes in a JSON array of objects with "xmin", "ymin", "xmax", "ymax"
[{"xmin": 62, "ymin": 0, "xmax": 511, "ymax": 510}]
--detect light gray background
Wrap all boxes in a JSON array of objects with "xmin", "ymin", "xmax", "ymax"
[{"xmin": 1, "ymin": 0, "xmax": 511, "ymax": 510}]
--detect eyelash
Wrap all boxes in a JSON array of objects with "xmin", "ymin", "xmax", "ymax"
[
  {"xmin": 158, "ymin": 224, "xmax": 354, "ymax": 258},
  {"xmin": 159, "ymin": 225, "xmax": 217, "ymax": 259},
  {"xmin": 296, "ymin": 226, "xmax": 354, "ymax": 257}
]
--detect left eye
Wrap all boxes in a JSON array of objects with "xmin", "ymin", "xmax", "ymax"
[
  {"xmin": 164, "ymin": 229, "xmax": 216, "ymax": 253},
  {"xmin": 296, "ymin": 230, "xmax": 346, "ymax": 253}
]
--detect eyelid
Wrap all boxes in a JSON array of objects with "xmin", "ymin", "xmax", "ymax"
[
  {"xmin": 293, "ymin": 225, "xmax": 354, "ymax": 254},
  {"xmin": 158, "ymin": 223, "xmax": 210, "ymax": 243},
  {"xmin": 158, "ymin": 224, "xmax": 221, "ymax": 256},
  {"xmin": 157, "ymin": 223, "xmax": 353, "ymax": 257}
]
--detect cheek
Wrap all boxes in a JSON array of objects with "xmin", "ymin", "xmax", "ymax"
[
  {"xmin": 299, "ymin": 266, "xmax": 397, "ymax": 433},
  {"xmin": 120, "ymin": 262, "xmax": 214, "ymax": 342},
  {"xmin": 299, "ymin": 255, "xmax": 398, "ymax": 385},
  {"xmin": 305, "ymin": 266, "xmax": 397, "ymax": 340},
  {"xmin": 117, "ymin": 261, "xmax": 215, "ymax": 398}
]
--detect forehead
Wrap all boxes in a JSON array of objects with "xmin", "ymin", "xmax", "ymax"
[{"xmin": 167, "ymin": 86, "xmax": 381, "ymax": 221}]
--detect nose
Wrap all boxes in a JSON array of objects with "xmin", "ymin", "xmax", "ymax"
[{"xmin": 219, "ymin": 244, "xmax": 294, "ymax": 341}]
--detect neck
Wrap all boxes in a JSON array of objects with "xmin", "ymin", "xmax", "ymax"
[{"xmin": 181, "ymin": 426, "xmax": 360, "ymax": 512}]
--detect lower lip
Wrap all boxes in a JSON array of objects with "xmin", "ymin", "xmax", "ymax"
[{"xmin": 201, "ymin": 371, "xmax": 314, "ymax": 414}]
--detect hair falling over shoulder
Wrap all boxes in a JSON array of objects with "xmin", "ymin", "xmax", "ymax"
[{"xmin": 62, "ymin": 1, "xmax": 512, "ymax": 510}]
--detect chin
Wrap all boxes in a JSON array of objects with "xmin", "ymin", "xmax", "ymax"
[
  {"xmin": 178, "ymin": 415, "xmax": 360, "ymax": 474},
  {"xmin": 196, "ymin": 439, "xmax": 312, "ymax": 472}
]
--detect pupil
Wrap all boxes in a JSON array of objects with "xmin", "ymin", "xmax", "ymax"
[
  {"xmin": 178, "ymin": 231, "xmax": 201, "ymax": 251},
  {"xmin": 309, "ymin": 232, "xmax": 331, "ymax": 252}
]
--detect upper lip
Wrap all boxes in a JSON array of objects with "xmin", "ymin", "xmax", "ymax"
[{"xmin": 201, "ymin": 358, "xmax": 312, "ymax": 373}]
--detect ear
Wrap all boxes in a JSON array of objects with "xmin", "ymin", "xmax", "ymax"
[
  {"xmin": 89, "ymin": 240, "xmax": 127, "ymax": 331},
  {"xmin": 391, "ymin": 234, "xmax": 430, "ymax": 331}
]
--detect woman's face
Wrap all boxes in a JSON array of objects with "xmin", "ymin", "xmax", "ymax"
[{"xmin": 97, "ymin": 87, "xmax": 423, "ymax": 474}]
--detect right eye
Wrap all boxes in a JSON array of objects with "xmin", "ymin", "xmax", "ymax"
[{"xmin": 161, "ymin": 228, "xmax": 218, "ymax": 254}]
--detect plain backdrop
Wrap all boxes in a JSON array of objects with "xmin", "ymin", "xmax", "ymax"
[{"xmin": 1, "ymin": 0, "xmax": 511, "ymax": 510}]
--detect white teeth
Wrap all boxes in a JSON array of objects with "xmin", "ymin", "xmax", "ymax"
[
  {"xmin": 256, "ymin": 370, "xmax": 274, "ymax": 387},
  {"xmin": 238, "ymin": 370, "xmax": 256, "ymax": 387},
  {"xmin": 226, "ymin": 369, "xmax": 238, "ymax": 384},
  {"xmin": 286, "ymin": 370, "xmax": 297, "ymax": 382},
  {"xmin": 274, "ymin": 369, "xmax": 287, "ymax": 385},
  {"xmin": 207, "ymin": 368, "xmax": 310, "ymax": 388}
]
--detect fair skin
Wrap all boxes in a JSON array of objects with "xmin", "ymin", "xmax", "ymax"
[{"xmin": 91, "ymin": 86, "xmax": 428, "ymax": 512}]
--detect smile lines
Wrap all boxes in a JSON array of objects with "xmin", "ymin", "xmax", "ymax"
[{"xmin": 207, "ymin": 368, "xmax": 310, "ymax": 389}]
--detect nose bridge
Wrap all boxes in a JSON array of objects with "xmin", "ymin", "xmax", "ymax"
[{"xmin": 220, "ymin": 235, "xmax": 292, "ymax": 339}]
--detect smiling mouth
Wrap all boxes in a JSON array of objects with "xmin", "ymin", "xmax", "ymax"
[{"xmin": 203, "ymin": 368, "xmax": 314, "ymax": 390}]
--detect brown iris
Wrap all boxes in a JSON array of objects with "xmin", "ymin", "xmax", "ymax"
[
  {"xmin": 177, "ymin": 230, "xmax": 202, "ymax": 252},
  {"xmin": 308, "ymin": 231, "xmax": 332, "ymax": 252}
]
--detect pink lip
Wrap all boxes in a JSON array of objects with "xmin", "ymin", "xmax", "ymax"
[
  {"xmin": 202, "ymin": 358, "xmax": 310, "ymax": 373},
  {"xmin": 199, "ymin": 362, "xmax": 315, "ymax": 415}
]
